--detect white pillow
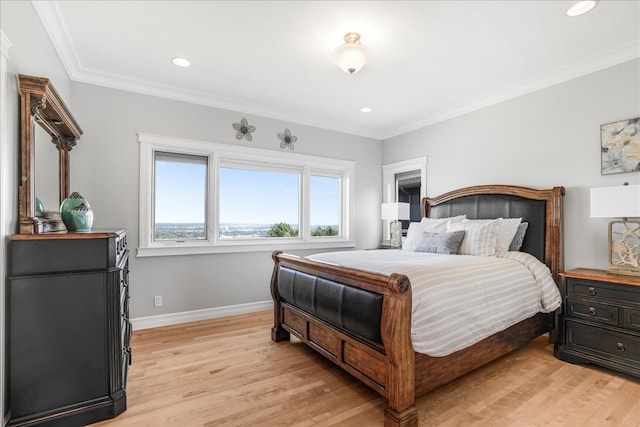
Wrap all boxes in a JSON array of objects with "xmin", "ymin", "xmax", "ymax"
[
  {"xmin": 457, "ymin": 217, "xmax": 522, "ymax": 256},
  {"xmin": 420, "ymin": 215, "xmax": 466, "ymax": 232},
  {"xmin": 494, "ymin": 218, "xmax": 522, "ymax": 255},
  {"xmin": 403, "ymin": 215, "xmax": 466, "ymax": 251},
  {"xmin": 447, "ymin": 219, "xmax": 501, "ymax": 256}
]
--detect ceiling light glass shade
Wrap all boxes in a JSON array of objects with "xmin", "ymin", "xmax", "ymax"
[
  {"xmin": 567, "ymin": 1, "xmax": 597, "ymax": 17},
  {"xmin": 332, "ymin": 32, "xmax": 370, "ymax": 75}
]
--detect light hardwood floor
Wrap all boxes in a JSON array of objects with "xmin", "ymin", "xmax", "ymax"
[{"xmin": 94, "ymin": 310, "xmax": 640, "ymax": 427}]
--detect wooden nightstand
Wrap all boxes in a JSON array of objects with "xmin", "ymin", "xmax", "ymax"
[{"xmin": 555, "ymin": 268, "xmax": 640, "ymax": 378}]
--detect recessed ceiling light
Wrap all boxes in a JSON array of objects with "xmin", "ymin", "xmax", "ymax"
[
  {"xmin": 360, "ymin": 107, "xmax": 373, "ymax": 113},
  {"xmin": 567, "ymin": 1, "xmax": 597, "ymax": 16},
  {"xmin": 172, "ymin": 57, "xmax": 191, "ymax": 67}
]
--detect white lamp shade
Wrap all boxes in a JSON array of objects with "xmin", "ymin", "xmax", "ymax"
[
  {"xmin": 381, "ymin": 202, "xmax": 410, "ymax": 221},
  {"xmin": 590, "ymin": 184, "xmax": 640, "ymax": 218},
  {"xmin": 332, "ymin": 43, "xmax": 370, "ymax": 74}
]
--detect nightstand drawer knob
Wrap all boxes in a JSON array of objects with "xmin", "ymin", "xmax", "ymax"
[
  {"xmin": 588, "ymin": 307, "xmax": 597, "ymax": 316},
  {"xmin": 587, "ymin": 286, "xmax": 596, "ymax": 296},
  {"xmin": 617, "ymin": 342, "xmax": 625, "ymax": 352}
]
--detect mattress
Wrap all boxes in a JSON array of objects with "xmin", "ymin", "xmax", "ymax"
[{"xmin": 307, "ymin": 250, "xmax": 561, "ymax": 356}]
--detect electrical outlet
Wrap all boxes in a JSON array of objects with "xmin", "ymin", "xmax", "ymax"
[{"xmin": 154, "ymin": 295, "xmax": 162, "ymax": 307}]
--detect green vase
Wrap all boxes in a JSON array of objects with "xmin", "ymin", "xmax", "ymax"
[{"xmin": 60, "ymin": 192, "xmax": 94, "ymax": 232}]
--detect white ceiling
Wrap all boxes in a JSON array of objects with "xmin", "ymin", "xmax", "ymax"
[{"xmin": 33, "ymin": 1, "xmax": 640, "ymax": 140}]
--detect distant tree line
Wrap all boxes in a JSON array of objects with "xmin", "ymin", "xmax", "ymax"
[
  {"xmin": 267, "ymin": 223, "xmax": 338, "ymax": 237},
  {"xmin": 155, "ymin": 222, "xmax": 338, "ymax": 240},
  {"xmin": 267, "ymin": 222, "xmax": 299, "ymax": 237},
  {"xmin": 311, "ymin": 225, "xmax": 338, "ymax": 236}
]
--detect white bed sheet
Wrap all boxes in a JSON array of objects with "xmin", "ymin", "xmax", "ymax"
[{"xmin": 306, "ymin": 250, "xmax": 561, "ymax": 357}]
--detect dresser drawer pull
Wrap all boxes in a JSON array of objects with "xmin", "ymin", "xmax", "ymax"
[
  {"xmin": 588, "ymin": 307, "xmax": 597, "ymax": 316},
  {"xmin": 617, "ymin": 342, "xmax": 625, "ymax": 352},
  {"xmin": 587, "ymin": 286, "xmax": 596, "ymax": 296}
]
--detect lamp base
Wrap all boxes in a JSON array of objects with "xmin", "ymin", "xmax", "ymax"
[
  {"xmin": 389, "ymin": 220, "xmax": 402, "ymax": 248},
  {"xmin": 608, "ymin": 267, "xmax": 640, "ymax": 277},
  {"xmin": 608, "ymin": 219, "xmax": 640, "ymax": 276}
]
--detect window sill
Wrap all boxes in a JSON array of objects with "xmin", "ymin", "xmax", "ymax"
[{"xmin": 136, "ymin": 239, "xmax": 356, "ymax": 257}]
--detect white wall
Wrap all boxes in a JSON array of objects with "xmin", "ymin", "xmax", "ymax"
[
  {"xmin": 383, "ymin": 59, "xmax": 640, "ymax": 271},
  {"xmin": 69, "ymin": 82, "xmax": 382, "ymax": 319}
]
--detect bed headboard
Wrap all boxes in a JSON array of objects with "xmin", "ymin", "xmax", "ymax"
[{"xmin": 422, "ymin": 185, "xmax": 565, "ymax": 282}]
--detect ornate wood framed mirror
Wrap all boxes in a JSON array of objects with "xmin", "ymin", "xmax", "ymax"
[{"xmin": 18, "ymin": 74, "xmax": 82, "ymax": 234}]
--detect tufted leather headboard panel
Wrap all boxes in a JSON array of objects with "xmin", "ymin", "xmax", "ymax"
[
  {"xmin": 277, "ymin": 266, "xmax": 383, "ymax": 344},
  {"xmin": 428, "ymin": 194, "xmax": 547, "ymax": 263},
  {"xmin": 423, "ymin": 186, "xmax": 564, "ymax": 283}
]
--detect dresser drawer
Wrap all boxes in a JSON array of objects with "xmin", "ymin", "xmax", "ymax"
[
  {"xmin": 624, "ymin": 308, "xmax": 640, "ymax": 332},
  {"xmin": 566, "ymin": 298, "xmax": 618, "ymax": 326},
  {"xmin": 564, "ymin": 320, "xmax": 640, "ymax": 366},
  {"xmin": 566, "ymin": 278, "xmax": 640, "ymax": 304}
]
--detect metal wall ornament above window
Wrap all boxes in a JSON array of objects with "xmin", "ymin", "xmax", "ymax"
[
  {"xmin": 233, "ymin": 117, "xmax": 256, "ymax": 141},
  {"xmin": 278, "ymin": 128, "xmax": 297, "ymax": 150}
]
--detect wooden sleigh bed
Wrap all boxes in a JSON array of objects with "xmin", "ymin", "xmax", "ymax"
[{"xmin": 270, "ymin": 185, "xmax": 564, "ymax": 426}]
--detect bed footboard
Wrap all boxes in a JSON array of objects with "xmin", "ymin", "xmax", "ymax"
[{"xmin": 270, "ymin": 251, "xmax": 418, "ymax": 427}]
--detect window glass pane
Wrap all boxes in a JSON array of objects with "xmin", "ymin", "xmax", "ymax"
[
  {"xmin": 154, "ymin": 152, "xmax": 207, "ymax": 240},
  {"xmin": 310, "ymin": 174, "xmax": 340, "ymax": 237},
  {"xmin": 219, "ymin": 165, "xmax": 300, "ymax": 239}
]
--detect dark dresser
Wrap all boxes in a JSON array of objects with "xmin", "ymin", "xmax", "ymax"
[
  {"xmin": 7, "ymin": 230, "xmax": 131, "ymax": 426},
  {"xmin": 555, "ymin": 268, "xmax": 640, "ymax": 378}
]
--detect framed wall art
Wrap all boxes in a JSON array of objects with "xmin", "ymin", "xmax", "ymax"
[{"xmin": 601, "ymin": 117, "xmax": 640, "ymax": 175}]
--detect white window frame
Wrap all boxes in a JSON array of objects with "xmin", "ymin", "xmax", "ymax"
[{"xmin": 138, "ymin": 132, "xmax": 355, "ymax": 257}]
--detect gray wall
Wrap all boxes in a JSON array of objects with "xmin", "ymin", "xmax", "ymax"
[
  {"xmin": 69, "ymin": 83, "xmax": 383, "ymax": 319},
  {"xmin": 383, "ymin": 59, "xmax": 640, "ymax": 271}
]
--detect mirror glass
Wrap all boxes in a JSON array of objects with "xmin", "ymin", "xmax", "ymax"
[{"xmin": 34, "ymin": 122, "xmax": 60, "ymax": 213}]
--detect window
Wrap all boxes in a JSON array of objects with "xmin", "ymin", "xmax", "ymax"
[
  {"xmin": 310, "ymin": 173, "xmax": 341, "ymax": 237},
  {"xmin": 138, "ymin": 133, "xmax": 354, "ymax": 256},
  {"xmin": 218, "ymin": 162, "xmax": 300, "ymax": 239},
  {"xmin": 154, "ymin": 152, "xmax": 208, "ymax": 241}
]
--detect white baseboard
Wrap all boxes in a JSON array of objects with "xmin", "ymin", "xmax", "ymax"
[{"xmin": 130, "ymin": 300, "xmax": 273, "ymax": 331}]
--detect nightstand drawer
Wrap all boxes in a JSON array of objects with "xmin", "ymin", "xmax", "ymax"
[
  {"xmin": 566, "ymin": 278, "xmax": 640, "ymax": 304},
  {"xmin": 624, "ymin": 308, "xmax": 640, "ymax": 332},
  {"xmin": 566, "ymin": 298, "xmax": 618, "ymax": 325},
  {"xmin": 565, "ymin": 320, "xmax": 640, "ymax": 366}
]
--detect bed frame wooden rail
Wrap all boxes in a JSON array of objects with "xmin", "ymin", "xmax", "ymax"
[{"xmin": 270, "ymin": 185, "xmax": 564, "ymax": 427}]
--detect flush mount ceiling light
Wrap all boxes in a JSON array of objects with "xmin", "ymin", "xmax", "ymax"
[
  {"xmin": 331, "ymin": 32, "xmax": 370, "ymax": 75},
  {"xmin": 567, "ymin": 0, "xmax": 597, "ymax": 16},
  {"xmin": 360, "ymin": 107, "xmax": 373, "ymax": 113},
  {"xmin": 171, "ymin": 57, "xmax": 191, "ymax": 67}
]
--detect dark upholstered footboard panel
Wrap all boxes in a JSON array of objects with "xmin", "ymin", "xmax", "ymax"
[{"xmin": 277, "ymin": 266, "xmax": 383, "ymax": 344}]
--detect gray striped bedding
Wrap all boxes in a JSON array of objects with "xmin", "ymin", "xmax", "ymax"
[{"xmin": 306, "ymin": 250, "xmax": 561, "ymax": 357}]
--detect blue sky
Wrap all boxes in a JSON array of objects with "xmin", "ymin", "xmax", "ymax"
[{"xmin": 155, "ymin": 159, "xmax": 339, "ymax": 226}]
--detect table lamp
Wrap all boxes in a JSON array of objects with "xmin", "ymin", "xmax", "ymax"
[
  {"xmin": 590, "ymin": 183, "xmax": 640, "ymax": 276},
  {"xmin": 381, "ymin": 202, "xmax": 410, "ymax": 248}
]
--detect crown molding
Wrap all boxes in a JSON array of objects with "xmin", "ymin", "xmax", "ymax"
[
  {"xmin": 31, "ymin": 0, "xmax": 82, "ymax": 80},
  {"xmin": 69, "ymin": 65, "xmax": 381, "ymax": 139},
  {"xmin": 33, "ymin": 0, "xmax": 640, "ymax": 141},
  {"xmin": 383, "ymin": 41, "xmax": 640, "ymax": 140}
]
